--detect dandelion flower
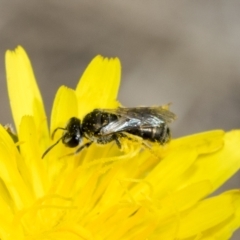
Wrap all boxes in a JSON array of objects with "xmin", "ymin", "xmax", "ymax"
[{"xmin": 1, "ymin": 46, "xmax": 240, "ymax": 240}]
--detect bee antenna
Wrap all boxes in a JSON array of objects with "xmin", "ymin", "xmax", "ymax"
[
  {"xmin": 51, "ymin": 127, "xmax": 65, "ymax": 139},
  {"xmin": 42, "ymin": 136, "xmax": 64, "ymax": 159}
]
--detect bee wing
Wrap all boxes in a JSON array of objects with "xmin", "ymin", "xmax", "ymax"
[
  {"xmin": 96, "ymin": 106, "xmax": 176, "ymax": 124},
  {"xmin": 100, "ymin": 117, "xmax": 141, "ymax": 135}
]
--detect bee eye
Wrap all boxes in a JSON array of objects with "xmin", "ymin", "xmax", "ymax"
[{"xmin": 62, "ymin": 135, "xmax": 81, "ymax": 148}]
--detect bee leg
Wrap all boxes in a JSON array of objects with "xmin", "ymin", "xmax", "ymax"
[
  {"xmin": 114, "ymin": 133, "xmax": 140, "ymax": 149},
  {"xmin": 115, "ymin": 138, "xmax": 122, "ymax": 149},
  {"xmin": 112, "ymin": 134, "xmax": 122, "ymax": 149},
  {"xmin": 59, "ymin": 142, "xmax": 93, "ymax": 159},
  {"xmin": 75, "ymin": 141, "xmax": 93, "ymax": 154}
]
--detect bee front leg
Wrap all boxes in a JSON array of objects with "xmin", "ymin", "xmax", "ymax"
[
  {"xmin": 75, "ymin": 141, "xmax": 93, "ymax": 154},
  {"xmin": 58, "ymin": 141, "xmax": 93, "ymax": 159}
]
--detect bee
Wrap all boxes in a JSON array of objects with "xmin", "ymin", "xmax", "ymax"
[{"xmin": 42, "ymin": 106, "xmax": 176, "ymax": 158}]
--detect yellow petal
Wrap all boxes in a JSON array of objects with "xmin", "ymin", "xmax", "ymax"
[
  {"xmin": 171, "ymin": 130, "xmax": 224, "ymax": 155},
  {"xmin": 0, "ymin": 125, "xmax": 33, "ymax": 210},
  {"xmin": 150, "ymin": 182, "xmax": 213, "ymax": 239},
  {"xmin": 18, "ymin": 116, "xmax": 47, "ymax": 197},
  {"xmin": 130, "ymin": 147, "xmax": 198, "ymax": 200},
  {"xmin": 0, "ymin": 128, "xmax": 16, "ymax": 238},
  {"xmin": 178, "ymin": 130, "xmax": 240, "ymax": 193},
  {"xmin": 202, "ymin": 190, "xmax": 240, "ymax": 240},
  {"xmin": 5, "ymin": 46, "xmax": 48, "ymax": 151},
  {"xmin": 50, "ymin": 86, "xmax": 78, "ymax": 134},
  {"xmin": 157, "ymin": 180, "xmax": 212, "ymax": 221},
  {"xmin": 177, "ymin": 194, "xmax": 234, "ymax": 238},
  {"xmin": 75, "ymin": 55, "xmax": 121, "ymax": 119}
]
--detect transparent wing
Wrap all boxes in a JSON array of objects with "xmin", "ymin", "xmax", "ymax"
[
  {"xmin": 96, "ymin": 106, "xmax": 176, "ymax": 135},
  {"xmin": 100, "ymin": 117, "xmax": 141, "ymax": 135},
  {"xmin": 96, "ymin": 106, "xmax": 176, "ymax": 123}
]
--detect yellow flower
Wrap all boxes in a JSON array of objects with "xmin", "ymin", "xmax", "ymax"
[{"xmin": 1, "ymin": 46, "xmax": 240, "ymax": 240}]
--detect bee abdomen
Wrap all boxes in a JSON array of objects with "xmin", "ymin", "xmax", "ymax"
[
  {"xmin": 127, "ymin": 124, "xmax": 171, "ymax": 144},
  {"xmin": 153, "ymin": 125, "xmax": 171, "ymax": 144}
]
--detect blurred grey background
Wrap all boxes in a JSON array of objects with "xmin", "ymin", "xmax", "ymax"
[{"xmin": 0, "ymin": 1, "xmax": 239, "ymax": 238}]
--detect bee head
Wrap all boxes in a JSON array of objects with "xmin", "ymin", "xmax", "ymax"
[
  {"xmin": 42, "ymin": 117, "xmax": 82, "ymax": 159},
  {"xmin": 62, "ymin": 117, "xmax": 82, "ymax": 148}
]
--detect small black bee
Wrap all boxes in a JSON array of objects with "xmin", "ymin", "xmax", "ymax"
[{"xmin": 42, "ymin": 106, "xmax": 176, "ymax": 158}]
